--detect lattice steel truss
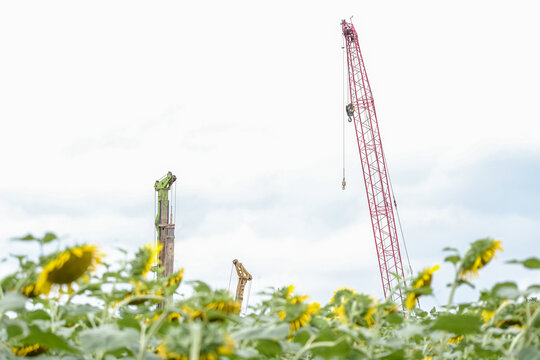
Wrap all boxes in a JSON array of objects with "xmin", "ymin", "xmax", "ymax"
[{"xmin": 341, "ymin": 19, "xmax": 405, "ymax": 305}]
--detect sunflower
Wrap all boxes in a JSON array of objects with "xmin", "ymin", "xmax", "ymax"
[
  {"xmin": 329, "ymin": 288, "xmax": 377, "ymax": 327},
  {"xmin": 22, "ymin": 283, "xmax": 39, "ymax": 298},
  {"xmin": 156, "ymin": 335, "xmax": 234, "ymax": 360},
  {"xmin": 329, "ymin": 288, "xmax": 356, "ymax": 324},
  {"xmin": 405, "ymin": 264, "xmax": 440, "ymax": 311},
  {"xmin": 364, "ymin": 303, "xmax": 377, "ymax": 326},
  {"xmin": 167, "ymin": 312, "xmax": 181, "ymax": 322},
  {"xmin": 330, "ymin": 287, "xmax": 357, "ymax": 305},
  {"xmin": 481, "ymin": 309, "xmax": 495, "ymax": 323},
  {"xmin": 205, "ymin": 300, "xmax": 241, "ymax": 315},
  {"xmin": 166, "ymin": 268, "xmax": 184, "ymax": 291},
  {"xmin": 282, "ymin": 285, "xmax": 311, "ymax": 305},
  {"xmin": 460, "ymin": 239, "xmax": 503, "ymax": 279},
  {"xmin": 332, "ymin": 304, "xmax": 347, "ymax": 323},
  {"xmin": 287, "ymin": 302, "xmax": 320, "ymax": 332},
  {"xmin": 279, "ymin": 295, "xmax": 320, "ymax": 333},
  {"xmin": 11, "ymin": 344, "xmax": 47, "ymax": 357},
  {"xmin": 448, "ymin": 335, "xmax": 463, "ymax": 344},
  {"xmin": 132, "ymin": 242, "xmax": 162, "ymax": 278},
  {"xmin": 282, "ymin": 285, "xmax": 295, "ymax": 299},
  {"xmin": 35, "ymin": 245, "xmax": 103, "ymax": 295},
  {"xmin": 181, "ymin": 305, "xmax": 204, "ymax": 321},
  {"xmin": 123, "ymin": 281, "xmax": 159, "ymax": 305},
  {"xmin": 277, "ymin": 286, "xmax": 320, "ymax": 331}
]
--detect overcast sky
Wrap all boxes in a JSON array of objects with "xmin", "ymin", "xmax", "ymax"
[{"xmin": 1, "ymin": 0, "xmax": 539, "ymax": 309}]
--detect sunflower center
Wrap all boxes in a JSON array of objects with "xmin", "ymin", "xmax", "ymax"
[{"xmin": 47, "ymin": 251, "xmax": 93, "ymax": 284}]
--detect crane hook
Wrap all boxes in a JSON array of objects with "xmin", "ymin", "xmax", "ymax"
[{"xmin": 342, "ymin": 176, "xmax": 346, "ymax": 190}]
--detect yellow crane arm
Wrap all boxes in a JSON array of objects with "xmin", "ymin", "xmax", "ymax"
[{"xmin": 232, "ymin": 259, "xmax": 252, "ymax": 306}]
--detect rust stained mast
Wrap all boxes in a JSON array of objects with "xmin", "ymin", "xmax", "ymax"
[{"xmin": 155, "ymin": 171, "xmax": 177, "ymax": 277}]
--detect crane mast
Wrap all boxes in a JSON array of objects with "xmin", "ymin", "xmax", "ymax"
[
  {"xmin": 341, "ymin": 19, "xmax": 405, "ymax": 305},
  {"xmin": 155, "ymin": 171, "xmax": 177, "ymax": 277}
]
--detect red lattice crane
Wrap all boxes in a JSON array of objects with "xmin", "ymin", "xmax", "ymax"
[{"xmin": 341, "ymin": 19, "xmax": 406, "ymax": 305}]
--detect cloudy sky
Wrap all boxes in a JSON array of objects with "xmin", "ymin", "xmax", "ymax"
[{"xmin": 1, "ymin": 0, "xmax": 539, "ymax": 309}]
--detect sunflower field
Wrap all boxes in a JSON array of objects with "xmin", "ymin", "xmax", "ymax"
[{"xmin": 0, "ymin": 234, "xmax": 538, "ymax": 359}]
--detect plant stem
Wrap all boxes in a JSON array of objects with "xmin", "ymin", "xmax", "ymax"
[
  {"xmin": 446, "ymin": 263, "xmax": 462, "ymax": 308},
  {"xmin": 136, "ymin": 298, "xmax": 170, "ymax": 360},
  {"xmin": 189, "ymin": 322, "xmax": 202, "ymax": 360}
]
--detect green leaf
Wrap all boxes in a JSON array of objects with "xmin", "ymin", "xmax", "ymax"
[
  {"xmin": 25, "ymin": 309, "xmax": 51, "ymax": 321},
  {"xmin": 78, "ymin": 325, "xmax": 139, "ymax": 353},
  {"xmin": 524, "ymin": 284, "xmax": 540, "ymax": 296},
  {"xmin": 395, "ymin": 324, "xmax": 424, "ymax": 337},
  {"xmin": 442, "ymin": 247, "xmax": 459, "ymax": 252},
  {"xmin": 311, "ymin": 315, "xmax": 329, "ymax": 329},
  {"xmin": 115, "ymin": 247, "xmax": 128, "ymax": 254},
  {"xmin": 431, "ymin": 314, "xmax": 482, "ymax": 335},
  {"xmin": 377, "ymin": 348, "xmax": 405, "ymax": 360},
  {"xmin": 5, "ymin": 319, "xmax": 27, "ymax": 338},
  {"xmin": 0, "ymin": 292, "xmax": 26, "ymax": 312},
  {"xmin": 310, "ymin": 334, "xmax": 351, "ymax": 360},
  {"xmin": 235, "ymin": 348, "xmax": 261, "ymax": 359},
  {"xmin": 517, "ymin": 346, "xmax": 540, "ymax": 360},
  {"xmin": 189, "ymin": 280, "xmax": 212, "ymax": 293},
  {"xmin": 22, "ymin": 325, "xmax": 75, "ymax": 352},
  {"xmin": 456, "ymin": 279, "xmax": 475, "ymax": 289},
  {"xmin": 408, "ymin": 287, "xmax": 433, "ymax": 296},
  {"xmin": 232, "ymin": 323, "xmax": 290, "ymax": 341},
  {"xmin": 507, "ymin": 257, "xmax": 540, "ymax": 269},
  {"xmin": 255, "ymin": 339, "xmax": 282, "ymax": 357},
  {"xmin": 12, "ymin": 234, "xmax": 37, "ymax": 242},
  {"xmin": 444, "ymin": 255, "xmax": 461, "ymax": 265},
  {"xmin": 117, "ymin": 316, "xmax": 141, "ymax": 331},
  {"xmin": 492, "ymin": 282, "xmax": 519, "ymax": 299},
  {"xmin": 385, "ymin": 312, "xmax": 404, "ymax": 325},
  {"xmin": 292, "ymin": 329, "xmax": 310, "ymax": 345},
  {"xmin": 42, "ymin": 232, "xmax": 58, "ymax": 244}
]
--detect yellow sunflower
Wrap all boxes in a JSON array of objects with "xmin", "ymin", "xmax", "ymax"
[
  {"xmin": 448, "ymin": 335, "xmax": 464, "ymax": 344},
  {"xmin": 156, "ymin": 335, "xmax": 234, "ymax": 360},
  {"xmin": 481, "ymin": 309, "xmax": 495, "ymax": 323},
  {"xmin": 123, "ymin": 281, "xmax": 160, "ymax": 305},
  {"xmin": 138, "ymin": 242, "xmax": 162, "ymax": 278},
  {"xmin": 167, "ymin": 312, "xmax": 181, "ymax": 322},
  {"xmin": 406, "ymin": 264, "xmax": 440, "ymax": 311},
  {"xmin": 364, "ymin": 303, "xmax": 377, "ymax": 326},
  {"xmin": 283, "ymin": 285, "xmax": 295, "ymax": 299},
  {"xmin": 166, "ymin": 268, "xmax": 184, "ymax": 290},
  {"xmin": 329, "ymin": 288, "xmax": 356, "ymax": 323},
  {"xmin": 277, "ymin": 286, "xmax": 320, "ymax": 332},
  {"xmin": 22, "ymin": 283, "xmax": 39, "ymax": 298},
  {"xmin": 332, "ymin": 305, "xmax": 347, "ymax": 323},
  {"xmin": 289, "ymin": 302, "xmax": 320, "ymax": 332},
  {"xmin": 11, "ymin": 344, "xmax": 47, "ymax": 357},
  {"xmin": 330, "ymin": 292, "xmax": 377, "ymax": 327},
  {"xmin": 181, "ymin": 305, "xmax": 204, "ymax": 321},
  {"xmin": 330, "ymin": 287, "xmax": 357, "ymax": 304},
  {"xmin": 35, "ymin": 245, "xmax": 103, "ymax": 295},
  {"xmin": 205, "ymin": 300, "xmax": 241, "ymax": 314},
  {"xmin": 460, "ymin": 239, "xmax": 503, "ymax": 279}
]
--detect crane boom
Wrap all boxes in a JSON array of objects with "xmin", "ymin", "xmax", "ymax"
[
  {"xmin": 341, "ymin": 19, "xmax": 405, "ymax": 305},
  {"xmin": 232, "ymin": 259, "xmax": 252, "ymax": 308}
]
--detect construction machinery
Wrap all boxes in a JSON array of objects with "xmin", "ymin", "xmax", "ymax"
[
  {"xmin": 232, "ymin": 259, "xmax": 252, "ymax": 308},
  {"xmin": 341, "ymin": 19, "xmax": 407, "ymax": 306},
  {"xmin": 155, "ymin": 171, "xmax": 177, "ymax": 277}
]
